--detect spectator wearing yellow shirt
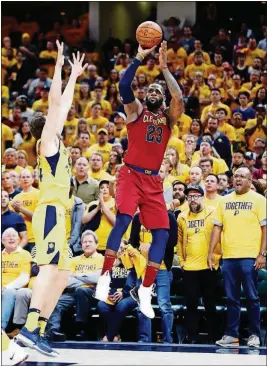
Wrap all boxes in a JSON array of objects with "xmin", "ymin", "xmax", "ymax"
[
  {"xmin": 1, "ymin": 36, "xmax": 17, "ymax": 57},
  {"xmin": 177, "ymin": 112, "xmax": 192, "ymax": 138},
  {"xmin": 245, "ymin": 105, "xmax": 267, "ymax": 151},
  {"xmin": 13, "ymin": 121, "xmax": 37, "ymax": 167},
  {"xmin": 232, "ymin": 112, "xmax": 246, "ymax": 151},
  {"xmin": 63, "ymin": 104, "xmax": 79, "ymax": 147},
  {"xmin": 31, "ymin": 86, "xmax": 49, "ymax": 114},
  {"xmin": 215, "ymin": 108, "xmax": 236, "ymax": 143},
  {"xmin": 243, "ymin": 70, "xmax": 260, "ymax": 92},
  {"xmin": 166, "ymin": 41, "xmax": 187, "ymax": 70},
  {"xmin": 89, "ymin": 152, "xmax": 113, "ymax": 181},
  {"xmin": 75, "ymin": 83, "xmax": 92, "ymax": 116},
  {"xmin": 165, "ymin": 147, "xmax": 190, "ymax": 184},
  {"xmin": 204, "ymin": 174, "xmax": 221, "ymax": 208},
  {"xmin": 250, "ymin": 70, "xmax": 267, "ymax": 99},
  {"xmin": 136, "ymin": 57, "xmax": 160, "ymax": 84},
  {"xmin": 70, "ymin": 146, "xmax": 82, "ymax": 176},
  {"xmin": 207, "ymin": 52, "xmax": 224, "ymax": 79},
  {"xmin": 178, "ymin": 184, "xmax": 220, "ymax": 343},
  {"xmin": 82, "ymin": 180, "xmax": 116, "ymax": 253},
  {"xmin": 46, "ymin": 230, "xmax": 104, "ymax": 341},
  {"xmin": 227, "ymin": 74, "xmax": 250, "ymax": 108},
  {"xmin": 185, "ymin": 52, "xmax": 209, "ymax": 81},
  {"xmin": 76, "ymin": 131, "xmax": 92, "ymax": 160},
  {"xmin": 83, "ymin": 86, "xmax": 112, "ymax": 119},
  {"xmin": 242, "ymin": 37, "xmax": 265, "ymax": 67},
  {"xmin": 190, "ymin": 72, "xmax": 211, "ymax": 108},
  {"xmin": 88, "ymin": 129, "xmax": 113, "ymax": 164},
  {"xmin": 86, "ymin": 103, "xmax": 109, "ymax": 138},
  {"xmin": 104, "ymin": 69, "xmax": 120, "ymax": 92},
  {"xmin": 39, "ymin": 41, "xmax": 57, "ymax": 78},
  {"xmin": 114, "ymin": 53, "xmax": 130, "ymax": 73},
  {"xmin": 2, "ymin": 148, "xmax": 24, "ymax": 175},
  {"xmin": 209, "ymin": 167, "xmax": 266, "ymax": 348},
  {"xmin": 2, "ymin": 228, "xmax": 32, "ymax": 330},
  {"xmin": 10, "ymin": 169, "xmax": 39, "ymax": 253},
  {"xmin": 199, "ymin": 157, "xmax": 213, "ymax": 182},
  {"xmin": 201, "ymin": 89, "xmax": 231, "ymax": 124},
  {"xmin": 187, "ymin": 40, "xmax": 211, "ymax": 65},
  {"xmin": 113, "ymin": 112, "xmax": 127, "ymax": 138}
]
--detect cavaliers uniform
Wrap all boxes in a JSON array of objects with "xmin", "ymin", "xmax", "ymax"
[
  {"xmin": 117, "ymin": 107, "xmax": 171, "ymax": 229},
  {"xmin": 32, "ymin": 139, "xmax": 72, "ymax": 269}
]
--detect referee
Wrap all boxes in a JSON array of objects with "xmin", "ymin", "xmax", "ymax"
[{"xmin": 208, "ymin": 167, "xmax": 266, "ymax": 348}]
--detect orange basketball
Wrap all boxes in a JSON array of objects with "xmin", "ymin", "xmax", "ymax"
[{"xmin": 136, "ymin": 21, "xmax": 163, "ymax": 49}]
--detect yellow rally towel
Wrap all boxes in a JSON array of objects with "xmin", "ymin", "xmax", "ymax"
[{"xmin": 120, "ymin": 245, "xmax": 147, "ymax": 279}]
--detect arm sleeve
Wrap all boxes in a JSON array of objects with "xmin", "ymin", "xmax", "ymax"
[
  {"xmin": 5, "ymin": 273, "xmax": 30, "ymax": 290},
  {"xmin": 213, "ymin": 202, "xmax": 223, "ymax": 227},
  {"xmin": 16, "ymin": 215, "xmax": 27, "ymax": 233},
  {"xmin": 257, "ymin": 196, "xmax": 267, "ymax": 225},
  {"xmin": 119, "ymin": 58, "xmax": 142, "ymax": 105}
]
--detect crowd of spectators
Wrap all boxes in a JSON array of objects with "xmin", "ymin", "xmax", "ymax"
[{"xmin": 1, "ymin": 13, "xmax": 267, "ymax": 345}]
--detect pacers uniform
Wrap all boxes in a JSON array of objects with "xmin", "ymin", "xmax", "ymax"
[
  {"xmin": 117, "ymin": 107, "xmax": 171, "ymax": 229},
  {"xmin": 32, "ymin": 139, "xmax": 72, "ymax": 269}
]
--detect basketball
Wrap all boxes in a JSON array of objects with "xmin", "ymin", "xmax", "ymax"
[{"xmin": 136, "ymin": 21, "xmax": 163, "ymax": 49}]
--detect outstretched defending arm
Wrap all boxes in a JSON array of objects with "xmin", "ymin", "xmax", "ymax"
[
  {"xmin": 159, "ymin": 41, "xmax": 184, "ymax": 127},
  {"xmin": 119, "ymin": 44, "xmax": 156, "ymax": 122}
]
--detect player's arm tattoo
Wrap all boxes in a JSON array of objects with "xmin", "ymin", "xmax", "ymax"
[{"xmin": 163, "ymin": 68, "xmax": 184, "ymax": 126}]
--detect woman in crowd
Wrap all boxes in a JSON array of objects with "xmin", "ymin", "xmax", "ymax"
[
  {"xmin": 104, "ymin": 69, "xmax": 120, "ymax": 91},
  {"xmin": 16, "ymin": 150, "xmax": 33, "ymax": 172},
  {"xmin": 165, "ymin": 147, "xmax": 190, "ymax": 183},
  {"xmin": 105, "ymin": 84, "xmax": 121, "ymax": 112},
  {"xmin": 13, "ymin": 120, "xmax": 36, "ymax": 167},
  {"xmin": 104, "ymin": 150, "xmax": 122, "ymax": 176},
  {"xmin": 76, "ymin": 83, "xmax": 91, "ymax": 116}
]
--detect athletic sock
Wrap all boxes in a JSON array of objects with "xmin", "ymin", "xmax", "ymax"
[
  {"xmin": 143, "ymin": 265, "xmax": 158, "ymax": 287},
  {"xmin": 101, "ymin": 254, "xmax": 116, "ymax": 275},
  {"xmin": 2, "ymin": 331, "xmax": 10, "ymax": 351},
  {"xmin": 38, "ymin": 317, "xmax": 48, "ymax": 337},
  {"xmin": 25, "ymin": 308, "xmax": 41, "ymax": 332}
]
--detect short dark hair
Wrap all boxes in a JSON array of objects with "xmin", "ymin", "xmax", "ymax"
[
  {"xmin": 39, "ymin": 68, "xmax": 48, "ymax": 73},
  {"xmin": 29, "ymin": 112, "xmax": 46, "ymax": 139},
  {"xmin": 70, "ymin": 146, "xmax": 82, "ymax": 154},
  {"xmin": 92, "ymin": 102, "xmax": 102, "ymax": 109},
  {"xmin": 199, "ymin": 157, "xmax": 213, "ymax": 167},
  {"xmin": 211, "ymin": 88, "xmax": 221, "ymax": 94},
  {"xmin": 172, "ymin": 180, "xmax": 187, "ymax": 190},
  {"xmin": 216, "ymin": 107, "xmax": 227, "ymax": 115},
  {"xmin": 206, "ymin": 173, "xmax": 219, "ymax": 183},
  {"xmin": 194, "ymin": 51, "xmax": 203, "ymax": 57},
  {"xmin": 234, "ymin": 149, "xmax": 245, "ymax": 157},
  {"xmin": 218, "ymin": 173, "xmax": 230, "ymax": 183},
  {"xmin": 238, "ymin": 91, "xmax": 250, "ymax": 99}
]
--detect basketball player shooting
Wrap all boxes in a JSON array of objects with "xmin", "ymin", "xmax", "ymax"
[
  {"xmin": 95, "ymin": 40, "xmax": 183, "ymax": 318},
  {"xmin": 16, "ymin": 41, "xmax": 88, "ymax": 356}
]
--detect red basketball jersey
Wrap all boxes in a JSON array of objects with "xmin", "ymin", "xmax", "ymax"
[{"xmin": 123, "ymin": 107, "xmax": 171, "ymax": 171}]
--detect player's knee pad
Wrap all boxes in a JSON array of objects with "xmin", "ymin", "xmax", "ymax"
[{"xmin": 148, "ymin": 229, "xmax": 169, "ymax": 264}]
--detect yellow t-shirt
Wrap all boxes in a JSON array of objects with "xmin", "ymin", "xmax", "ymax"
[
  {"xmin": 87, "ymin": 143, "xmax": 112, "ymax": 164},
  {"xmin": 167, "ymin": 47, "xmax": 188, "ymax": 69},
  {"xmin": 242, "ymin": 48, "xmax": 265, "ymax": 67},
  {"xmin": 250, "ymin": 84, "xmax": 265, "ymax": 100},
  {"xmin": 83, "ymin": 100, "xmax": 112, "ymax": 118},
  {"xmin": 87, "ymin": 198, "xmax": 116, "ymax": 251},
  {"xmin": 136, "ymin": 65, "xmax": 160, "ymax": 84},
  {"xmin": 65, "ymin": 196, "xmax": 74, "ymax": 242},
  {"xmin": 86, "ymin": 116, "xmax": 109, "ymax": 138},
  {"xmin": 171, "ymin": 125, "xmax": 179, "ymax": 138},
  {"xmin": 218, "ymin": 122, "xmax": 236, "ymax": 142},
  {"xmin": 167, "ymin": 136, "xmax": 185, "ymax": 156},
  {"xmin": 32, "ymin": 99, "xmax": 49, "ymax": 114},
  {"xmin": 39, "ymin": 50, "xmax": 57, "ymax": 61},
  {"xmin": 2, "ymin": 248, "xmax": 32, "ymax": 286},
  {"xmin": 17, "ymin": 136, "xmax": 37, "ymax": 167},
  {"xmin": 11, "ymin": 188, "xmax": 40, "ymax": 243},
  {"xmin": 64, "ymin": 118, "xmax": 79, "ymax": 147},
  {"xmin": 227, "ymin": 86, "xmax": 250, "ymax": 99},
  {"xmin": 70, "ymin": 252, "xmax": 104, "ymax": 287},
  {"xmin": 177, "ymin": 113, "xmax": 192, "ymax": 138},
  {"xmin": 204, "ymin": 194, "xmax": 221, "ymax": 209},
  {"xmin": 177, "ymin": 209, "xmax": 215, "ymax": 270},
  {"xmin": 187, "ymin": 52, "xmax": 211, "ymax": 65},
  {"xmin": 3, "ymin": 165, "xmax": 24, "ymax": 174},
  {"xmin": 2, "ymin": 124, "xmax": 14, "ymax": 158},
  {"xmin": 170, "ymin": 163, "xmax": 190, "ymax": 184},
  {"xmin": 201, "ymin": 103, "xmax": 231, "ymax": 122},
  {"xmin": 89, "ymin": 170, "xmax": 113, "ymax": 181},
  {"xmin": 214, "ymin": 191, "xmax": 266, "ymax": 259},
  {"xmin": 207, "ymin": 64, "xmax": 224, "ymax": 79},
  {"xmin": 192, "ymin": 152, "xmax": 229, "ymax": 175},
  {"xmin": 245, "ymin": 117, "xmax": 267, "ymax": 151},
  {"xmin": 184, "ymin": 63, "xmax": 208, "ymax": 80}
]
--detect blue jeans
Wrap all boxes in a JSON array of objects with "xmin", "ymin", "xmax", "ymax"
[
  {"xmin": 2, "ymin": 288, "xmax": 16, "ymax": 330},
  {"xmin": 222, "ymin": 258, "xmax": 260, "ymax": 338},
  {"xmin": 138, "ymin": 270, "xmax": 173, "ymax": 343},
  {"xmin": 97, "ymin": 296, "xmax": 137, "ymax": 341},
  {"xmin": 47, "ymin": 287, "xmax": 96, "ymax": 333}
]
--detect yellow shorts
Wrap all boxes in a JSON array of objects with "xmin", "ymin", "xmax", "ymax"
[{"xmin": 32, "ymin": 204, "xmax": 70, "ymax": 270}]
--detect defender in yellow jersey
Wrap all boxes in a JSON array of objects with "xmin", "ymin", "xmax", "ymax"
[{"xmin": 17, "ymin": 42, "xmax": 88, "ymax": 356}]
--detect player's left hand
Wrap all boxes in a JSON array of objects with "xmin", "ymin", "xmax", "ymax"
[
  {"xmin": 254, "ymin": 254, "xmax": 266, "ymax": 270},
  {"xmin": 68, "ymin": 51, "xmax": 88, "ymax": 77},
  {"xmin": 159, "ymin": 40, "xmax": 168, "ymax": 70}
]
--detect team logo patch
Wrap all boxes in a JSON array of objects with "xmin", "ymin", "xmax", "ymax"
[{"xmin": 47, "ymin": 242, "xmax": 55, "ymax": 254}]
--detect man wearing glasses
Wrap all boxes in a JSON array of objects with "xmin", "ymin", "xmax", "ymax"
[{"xmin": 177, "ymin": 184, "xmax": 221, "ymax": 344}]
